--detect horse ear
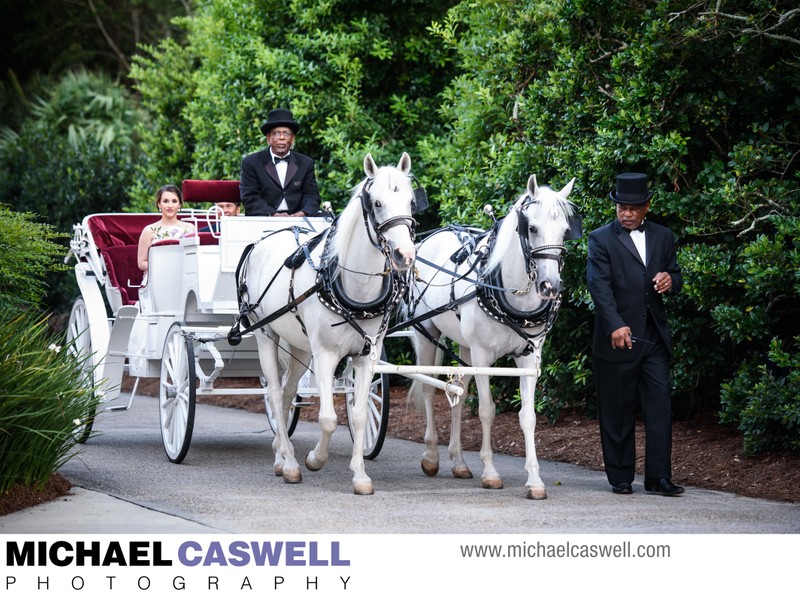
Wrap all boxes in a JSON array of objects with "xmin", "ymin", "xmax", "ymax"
[
  {"xmin": 559, "ymin": 177, "xmax": 576, "ymax": 199},
  {"xmin": 364, "ymin": 153, "xmax": 377, "ymax": 178},
  {"xmin": 527, "ymin": 174, "xmax": 539, "ymax": 197},
  {"xmin": 398, "ymin": 152, "xmax": 411, "ymax": 174}
]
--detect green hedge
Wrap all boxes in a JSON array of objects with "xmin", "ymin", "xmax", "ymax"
[{"xmin": 0, "ymin": 206, "xmax": 99, "ymax": 494}]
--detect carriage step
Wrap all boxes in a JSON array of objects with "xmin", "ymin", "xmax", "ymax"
[{"xmin": 105, "ymin": 405, "xmax": 131, "ymax": 412}]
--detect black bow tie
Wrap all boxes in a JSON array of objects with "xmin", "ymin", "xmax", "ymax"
[
  {"xmin": 273, "ymin": 155, "xmax": 290, "ymax": 164},
  {"xmin": 625, "ymin": 222, "xmax": 645, "ymax": 233}
]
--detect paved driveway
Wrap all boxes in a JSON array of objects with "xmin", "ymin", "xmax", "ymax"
[{"xmin": 3, "ymin": 394, "xmax": 797, "ymax": 535}]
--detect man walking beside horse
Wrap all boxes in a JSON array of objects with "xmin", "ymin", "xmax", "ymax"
[{"xmin": 587, "ymin": 172, "xmax": 684, "ymax": 497}]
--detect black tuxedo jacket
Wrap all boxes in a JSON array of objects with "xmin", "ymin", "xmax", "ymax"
[
  {"xmin": 586, "ymin": 219, "xmax": 682, "ymax": 362},
  {"xmin": 239, "ymin": 149, "xmax": 320, "ymax": 216}
]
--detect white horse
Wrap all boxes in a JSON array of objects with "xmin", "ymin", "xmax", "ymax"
[
  {"xmin": 237, "ymin": 153, "xmax": 417, "ymax": 495},
  {"xmin": 407, "ymin": 175, "xmax": 579, "ymax": 499}
]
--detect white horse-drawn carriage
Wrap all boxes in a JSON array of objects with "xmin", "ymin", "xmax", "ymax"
[
  {"xmin": 66, "ymin": 151, "xmax": 581, "ymax": 499},
  {"xmin": 64, "ymin": 172, "xmax": 390, "ymax": 465}
]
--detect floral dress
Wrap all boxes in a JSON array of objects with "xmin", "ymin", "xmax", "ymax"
[{"xmin": 149, "ymin": 224, "xmax": 193, "ymax": 242}]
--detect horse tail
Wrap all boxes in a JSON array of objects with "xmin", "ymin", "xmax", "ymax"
[{"xmin": 407, "ymin": 346, "xmax": 444, "ymax": 412}]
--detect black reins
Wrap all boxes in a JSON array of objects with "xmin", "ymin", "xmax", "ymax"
[{"xmin": 227, "ymin": 226, "xmax": 325, "ymax": 345}]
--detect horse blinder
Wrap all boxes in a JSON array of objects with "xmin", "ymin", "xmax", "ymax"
[
  {"xmin": 359, "ymin": 180, "xmax": 374, "ymax": 215},
  {"xmin": 410, "ymin": 177, "xmax": 429, "ymax": 214},
  {"xmin": 565, "ymin": 208, "xmax": 583, "ymax": 241}
]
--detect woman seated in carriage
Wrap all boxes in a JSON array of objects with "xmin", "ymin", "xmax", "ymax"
[{"xmin": 137, "ymin": 184, "xmax": 196, "ymax": 272}]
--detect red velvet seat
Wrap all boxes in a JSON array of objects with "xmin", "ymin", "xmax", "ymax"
[
  {"xmin": 84, "ymin": 181, "xmax": 239, "ymax": 307},
  {"xmin": 181, "ymin": 179, "xmax": 240, "ymax": 203},
  {"xmin": 103, "ymin": 245, "xmax": 143, "ymax": 305}
]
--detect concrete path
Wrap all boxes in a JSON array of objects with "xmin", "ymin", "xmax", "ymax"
[{"xmin": 2, "ymin": 394, "xmax": 797, "ymax": 535}]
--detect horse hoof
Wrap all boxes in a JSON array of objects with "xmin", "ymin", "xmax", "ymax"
[
  {"xmin": 353, "ymin": 481, "xmax": 374, "ymax": 495},
  {"xmin": 421, "ymin": 458, "xmax": 439, "ymax": 477},
  {"xmin": 482, "ymin": 478, "xmax": 504, "ymax": 490},
  {"xmin": 305, "ymin": 453, "xmax": 325, "ymax": 472},
  {"xmin": 273, "ymin": 462, "xmax": 283, "ymax": 476},
  {"xmin": 451, "ymin": 465, "xmax": 473, "ymax": 479},
  {"xmin": 282, "ymin": 468, "xmax": 302, "ymax": 484},
  {"xmin": 526, "ymin": 487, "xmax": 547, "ymax": 500}
]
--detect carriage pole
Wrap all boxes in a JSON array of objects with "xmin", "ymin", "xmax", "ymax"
[{"xmin": 371, "ymin": 361, "xmax": 541, "ymax": 399}]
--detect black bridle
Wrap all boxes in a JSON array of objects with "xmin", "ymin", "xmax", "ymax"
[
  {"xmin": 359, "ymin": 177, "xmax": 418, "ymax": 252},
  {"xmin": 514, "ymin": 195, "xmax": 569, "ymax": 279}
]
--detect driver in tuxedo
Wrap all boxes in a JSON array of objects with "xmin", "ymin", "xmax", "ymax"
[{"xmin": 239, "ymin": 108, "xmax": 320, "ymax": 218}]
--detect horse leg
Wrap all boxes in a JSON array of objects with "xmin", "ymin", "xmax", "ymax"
[
  {"xmin": 448, "ymin": 346, "xmax": 473, "ymax": 479},
  {"xmin": 304, "ymin": 351, "xmax": 338, "ymax": 474},
  {"xmin": 257, "ymin": 334, "xmax": 301, "ymax": 483},
  {"xmin": 473, "ymin": 360, "xmax": 503, "ymax": 489},
  {"xmin": 346, "ymin": 355, "xmax": 375, "ymax": 495},
  {"xmin": 282, "ymin": 347, "xmax": 311, "ymax": 423},
  {"xmin": 412, "ymin": 331, "xmax": 440, "ymax": 477},
  {"xmin": 516, "ymin": 348, "xmax": 546, "ymax": 500}
]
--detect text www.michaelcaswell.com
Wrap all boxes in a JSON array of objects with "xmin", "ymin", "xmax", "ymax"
[{"xmin": 460, "ymin": 540, "xmax": 671, "ymax": 559}]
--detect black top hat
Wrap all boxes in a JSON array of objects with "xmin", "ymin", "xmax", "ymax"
[
  {"xmin": 260, "ymin": 108, "xmax": 300, "ymax": 136},
  {"xmin": 609, "ymin": 172, "xmax": 653, "ymax": 204}
]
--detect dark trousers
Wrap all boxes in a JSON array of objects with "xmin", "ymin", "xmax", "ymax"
[{"xmin": 594, "ymin": 319, "xmax": 673, "ymax": 485}]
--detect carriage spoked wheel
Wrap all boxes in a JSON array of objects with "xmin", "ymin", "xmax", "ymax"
[
  {"xmin": 342, "ymin": 349, "xmax": 390, "ymax": 460},
  {"xmin": 261, "ymin": 372, "xmax": 306, "ymax": 437},
  {"xmin": 66, "ymin": 297, "xmax": 96, "ymax": 444},
  {"xmin": 159, "ymin": 322, "xmax": 196, "ymax": 463}
]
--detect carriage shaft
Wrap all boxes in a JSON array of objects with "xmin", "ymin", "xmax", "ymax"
[{"xmin": 373, "ymin": 362, "xmax": 538, "ymax": 377}]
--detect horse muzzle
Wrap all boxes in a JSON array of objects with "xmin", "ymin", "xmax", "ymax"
[
  {"xmin": 538, "ymin": 279, "xmax": 562, "ymax": 299},
  {"xmin": 390, "ymin": 245, "xmax": 416, "ymax": 271}
]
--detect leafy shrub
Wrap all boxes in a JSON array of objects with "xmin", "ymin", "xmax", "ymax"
[
  {"xmin": 0, "ymin": 310, "xmax": 99, "ymax": 494},
  {"xmin": 97, "ymin": 0, "xmax": 800, "ymax": 455},
  {"xmin": 720, "ymin": 337, "xmax": 800, "ymax": 455},
  {"xmin": 0, "ymin": 205, "xmax": 68, "ymax": 312},
  {"xmin": 0, "ymin": 203, "xmax": 97, "ymax": 494},
  {"xmin": 421, "ymin": 1, "xmax": 800, "ymax": 448}
]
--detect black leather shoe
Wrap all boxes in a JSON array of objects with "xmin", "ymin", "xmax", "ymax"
[
  {"xmin": 644, "ymin": 478, "xmax": 685, "ymax": 496},
  {"xmin": 611, "ymin": 482, "xmax": 633, "ymax": 495}
]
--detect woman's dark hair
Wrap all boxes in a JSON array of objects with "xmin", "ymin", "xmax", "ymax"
[{"xmin": 155, "ymin": 184, "xmax": 182, "ymax": 208}]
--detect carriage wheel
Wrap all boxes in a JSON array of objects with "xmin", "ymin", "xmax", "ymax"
[
  {"xmin": 66, "ymin": 297, "xmax": 96, "ymax": 444},
  {"xmin": 159, "ymin": 322, "xmax": 196, "ymax": 463},
  {"xmin": 344, "ymin": 352, "xmax": 390, "ymax": 460},
  {"xmin": 262, "ymin": 378, "xmax": 302, "ymax": 437}
]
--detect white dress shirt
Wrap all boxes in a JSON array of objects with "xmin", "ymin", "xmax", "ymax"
[
  {"xmin": 630, "ymin": 227, "xmax": 646, "ymax": 262},
  {"xmin": 270, "ymin": 150, "xmax": 291, "ymax": 211}
]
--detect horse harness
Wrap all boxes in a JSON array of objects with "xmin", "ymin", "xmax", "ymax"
[
  {"xmin": 400, "ymin": 204, "xmax": 569, "ymax": 358},
  {"xmin": 228, "ymin": 181, "xmax": 416, "ymax": 357}
]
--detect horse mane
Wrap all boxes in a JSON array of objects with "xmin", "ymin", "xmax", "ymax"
[
  {"xmin": 328, "ymin": 179, "xmax": 367, "ymax": 260},
  {"xmin": 484, "ymin": 185, "xmax": 575, "ymax": 273}
]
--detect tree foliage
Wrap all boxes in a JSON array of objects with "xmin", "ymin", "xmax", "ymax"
[
  {"xmin": 421, "ymin": 0, "xmax": 799, "ymax": 452},
  {"xmin": 0, "ymin": 68, "xmax": 140, "ymax": 312},
  {"xmin": 129, "ymin": 0, "xmax": 457, "ymax": 214},
  {"xmin": 0, "ymin": 0, "xmax": 190, "ymax": 81}
]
